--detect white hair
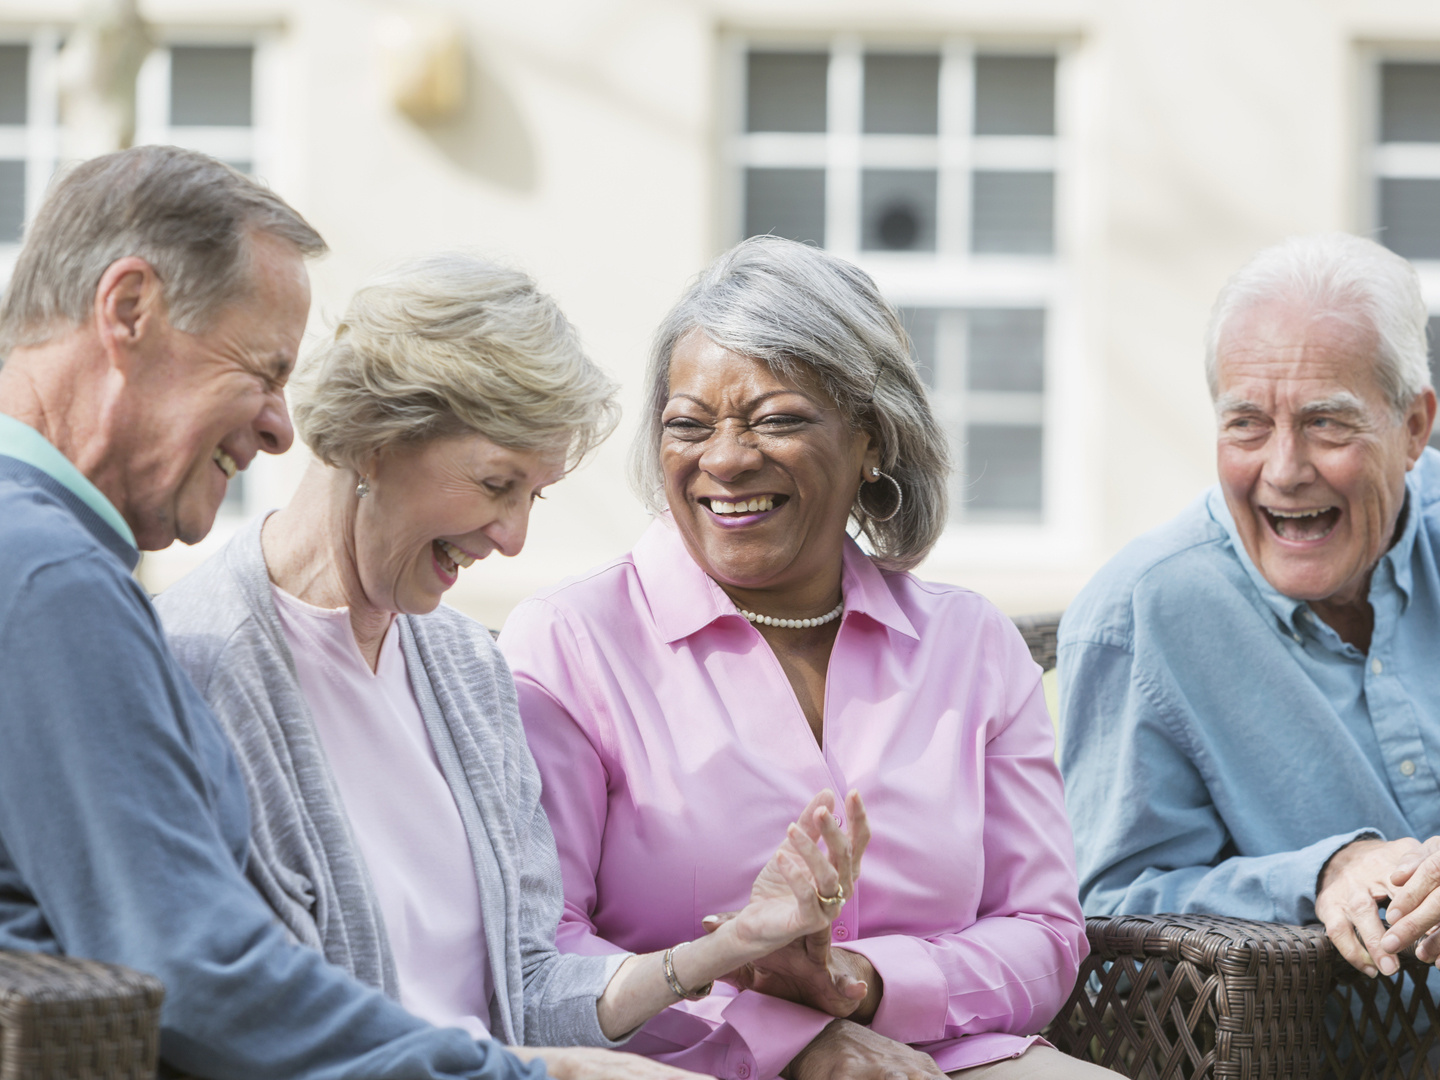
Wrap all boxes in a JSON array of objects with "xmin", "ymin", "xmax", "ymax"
[{"xmin": 1205, "ymin": 233, "xmax": 1432, "ymax": 416}]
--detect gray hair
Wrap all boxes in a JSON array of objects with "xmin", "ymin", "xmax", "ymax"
[
  {"xmin": 291, "ymin": 252, "xmax": 620, "ymax": 472},
  {"xmin": 1205, "ymin": 233, "xmax": 1432, "ymax": 415},
  {"xmin": 631, "ymin": 236, "xmax": 949, "ymax": 572},
  {"xmin": 0, "ymin": 144, "xmax": 325, "ymax": 355}
]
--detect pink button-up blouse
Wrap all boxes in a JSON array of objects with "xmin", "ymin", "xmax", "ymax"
[{"xmin": 500, "ymin": 519, "xmax": 1086, "ymax": 1080}]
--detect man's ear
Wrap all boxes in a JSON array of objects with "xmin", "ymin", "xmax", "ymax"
[
  {"xmin": 93, "ymin": 256, "xmax": 166, "ymax": 370},
  {"xmin": 1406, "ymin": 387, "xmax": 1437, "ymax": 467}
]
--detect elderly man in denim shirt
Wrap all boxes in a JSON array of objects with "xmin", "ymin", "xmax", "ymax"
[{"xmin": 1059, "ymin": 233, "xmax": 1440, "ymax": 979}]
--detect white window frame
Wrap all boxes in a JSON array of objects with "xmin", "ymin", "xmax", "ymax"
[
  {"xmin": 719, "ymin": 31, "xmax": 1089, "ymax": 567},
  {"xmin": 0, "ymin": 26, "xmax": 61, "ymax": 282}
]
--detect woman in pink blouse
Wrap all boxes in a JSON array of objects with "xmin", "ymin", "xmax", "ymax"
[{"xmin": 501, "ymin": 238, "xmax": 1102, "ymax": 1080}]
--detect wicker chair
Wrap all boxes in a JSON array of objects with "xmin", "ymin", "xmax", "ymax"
[{"xmin": 1017, "ymin": 613, "xmax": 1440, "ymax": 1080}]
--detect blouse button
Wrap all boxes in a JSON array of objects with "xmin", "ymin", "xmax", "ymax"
[
  {"xmin": 834, "ymin": 924, "xmax": 850, "ymax": 940},
  {"xmin": 737, "ymin": 1062, "xmax": 752, "ymax": 1079}
]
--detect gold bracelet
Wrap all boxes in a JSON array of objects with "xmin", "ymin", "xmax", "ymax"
[{"xmin": 663, "ymin": 941, "xmax": 713, "ymax": 1001}]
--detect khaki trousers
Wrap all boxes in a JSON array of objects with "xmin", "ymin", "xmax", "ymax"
[{"xmin": 949, "ymin": 1046, "xmax": 1118, "ymax": 1080}]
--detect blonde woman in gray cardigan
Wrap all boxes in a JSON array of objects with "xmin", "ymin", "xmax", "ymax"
[{"xmin": 156, "ymin": 254, "xmax": 871, "ymax": 1080}]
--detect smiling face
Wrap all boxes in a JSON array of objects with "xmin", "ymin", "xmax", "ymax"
[
  {"xmin": 1214, "ymin": 299, "xmax": 1434, "ymax": 609},
  {"xmin": 351, "ymin": 430, "xmax": 565, "ymax": 616},
  {"xmin": 660, "ymin": 332, "xmax": 878, "ymax": 611},
  {"xmin": 118, "ymin": 231, "xmax": 310, "ymax": 548}
]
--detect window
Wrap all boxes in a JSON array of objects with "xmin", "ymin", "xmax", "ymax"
[
  {"xmin": 730, "ymin": 38, "xmax": 1068, "ymax": 525},
  {"xmin": 0, "ymin": 29, "xmax": 61, "ymax": 267},
  {"xmin": 1372, "ymin": 57, "xmax": 1440, "ymax": 447}
]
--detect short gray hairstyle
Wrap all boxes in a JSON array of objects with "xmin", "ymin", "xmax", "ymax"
[
  {"xmin": 631, "ymin": 236, "xmax": 949, "ymax": 573},
  {"xmin": 291, "ymin": 252, "xmax": 620, "ymax": 472},
  {"xmin": 1206, "ymin": 233, "xmax": 1432, "ymax": 415},
  {"xmin": 0, "ymin": 144, "xmax": 325, "ymax": 355}
]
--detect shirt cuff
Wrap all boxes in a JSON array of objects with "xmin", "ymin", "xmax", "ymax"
[
  {"xmin": 720, "ymin": 990, "xmax": 833, "ymax": 1080},
  {"xmin": 838, "ymin": 935, "xmax": 948, "ymax": 1044}
]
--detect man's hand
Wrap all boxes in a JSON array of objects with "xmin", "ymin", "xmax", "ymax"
[
  {"xmin": 1376, "ymin": 837, "xmax": 1440, "ymax": 963},
  {"xmin": 510, "ymin": 1047, "xmax": 711, "ymax": 1080},
  {"xmin": 706, "ymin": 911, "xmax": 881, "ymax": 1021},
  {"xmin": 1316, "ymin": 836, "xmax": 1429, "ymax": 975},
  {"xmin": 783, "ymin": 1019, "xmax": 944, "ymax": 1080}
]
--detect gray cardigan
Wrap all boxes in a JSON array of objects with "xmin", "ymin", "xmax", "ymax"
[{"xmin": 155, "ymin": 517, "xmax": 626, "ymax": 1048}]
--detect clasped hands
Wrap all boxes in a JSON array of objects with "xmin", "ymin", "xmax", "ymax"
[
  {"xmin": 708, "ymin": 788, "xmax": 883, "ymax": 1022},
  {"xmin": 1317, "ymin": 834, "xmax": 1440, "ymax": 976}
]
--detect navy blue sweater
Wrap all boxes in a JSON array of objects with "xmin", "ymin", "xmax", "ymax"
[{"xmin": 0, "ymin": 455, "xmax": 544, "ymax": 1080}]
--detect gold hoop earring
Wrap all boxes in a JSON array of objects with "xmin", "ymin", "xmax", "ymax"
[{"xmin": 859, "ymin": 467, "xmax": 902, "ymax": 523}]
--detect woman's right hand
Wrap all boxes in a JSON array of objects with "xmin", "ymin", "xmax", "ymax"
[
  {"xmin": 510, "ymin": 1047, "xmax": 712, "ymax": 1080},
  {"xmin": 783, "ymin": 1020, "xmax": 946, "ymax": 1080}
]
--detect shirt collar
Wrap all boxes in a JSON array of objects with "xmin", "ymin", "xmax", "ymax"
[
  {"xmin": 631, "ymin": 515, "xmax": 919, "ymax": 644},
  {"xmin": 0, "ymin": 413, "xmax": 136, "ymax": 549},
  {"xmin": 1206, "ymin": 471, "xmax": 1424, "ymax": 632}
]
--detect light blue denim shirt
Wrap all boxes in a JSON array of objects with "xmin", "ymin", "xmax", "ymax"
[{"xmin": 1059, "ymin": 448, "xmax": 1440, "ymax": 925}]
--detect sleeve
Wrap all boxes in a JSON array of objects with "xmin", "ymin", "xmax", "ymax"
[
  {"xmin": 0, "ymin": 555, "xmax": 542, "ymax": 1080},
  {"xmin": 501, "ymin": 601, "xmax": 832, "ymax": 1080},
  {"xmin": 1057, "ymin": 636, "xmax": 1367, "ymax": 924},
  {"xmin": 839, "ymin": 636, "xmax": 1088, "ymax": 1044}
]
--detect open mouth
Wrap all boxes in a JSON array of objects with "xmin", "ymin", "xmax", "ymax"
[
  {"xmin": 212, "ymin": 447, "xmax": 238, "ymax": 480},
  {"xmin": 432, "ymin": 539, "xmax": 477, "ymax": 580},
  {"xmin": 1263, "ymin": 506, "xmax": 1341, "ymax": 542},
  {"xmin": 700, "ymin": 494, "xmax": 787, "ymax": 517}
]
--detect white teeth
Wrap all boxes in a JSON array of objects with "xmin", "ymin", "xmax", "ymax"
[
  {"xmin": 212, "ymin": 447, "xmax": 237, "ymax": 480},
  {"xmin": 1268, "ymin": 508, "xmax": 1328, "ymax": 518},
  {"xmin": 438, "ymin": 540, "xmax": 475, "ymax": 569},
  {"xmin": 708, "ymin": 496, "xmax": 775, "ymax": 515}
]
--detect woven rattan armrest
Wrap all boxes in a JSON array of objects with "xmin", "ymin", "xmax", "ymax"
[
  {"xmin": 1049, "ymin": 914, "xmax": 1333, "ymax": 1080},
  {"xmin": 0, "ymin": 950, "xmax": 164, "ymax": 1080}
]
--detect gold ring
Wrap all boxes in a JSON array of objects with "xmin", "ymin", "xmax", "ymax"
[{"xmin": 816, "ymin": 883, "xmax": 847, "ymax": 908}]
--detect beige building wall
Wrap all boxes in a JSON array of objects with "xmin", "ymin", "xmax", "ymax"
[{"xmin": 11, "ymin": 0, "xmax": 1440, "ymax": 627}]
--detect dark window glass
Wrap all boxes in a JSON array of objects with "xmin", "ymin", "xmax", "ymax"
[
  {"xmin": 972, "ymin": 171, "xmax": 1053, "ymax": 254},
  {"xmin": 745, "ymin": 168, "xmax": 825, "ymax": 245},
  {"xmin": 0, "ymin": 160, "xmax": 24, "ymax": 242},
  {"xmin": 968, "ymin": 309, "xmax": 1044, "ymax": 392},
  {"xmin": 747, "ymin": 52, "xmax": 828, "ymax": 133},
  {"xmin": 1380, "ymin": 177, "xmax": 1440, "ymax": 259},
  {"xmin": 1382, "ymin": 63, "xmax": 1440, "ymax": 144},
  {"xmin": 862, "ymin": 53, "xmax": 939, "ymax": 135},
  {"xmin": 900, "ymin": 307, "xmax": 940, "ymax": 388},
  {"xmin": 862, "ymin": 169, "xmax": 937, "ymax": 252},
  {"xmin": 0, "ymin": 45, "xmax": 27, "ymax": 125},
  {"xmin": 171, "ymin": 45, "xmax": 253, "ymax": 126},
  {"xmin": 966, "ymin": 424, "xmax": 1042, "ymax": 514},
  {"xmin": 974, "ymin": 55, "xmax": 1055, "ymax": 137}
]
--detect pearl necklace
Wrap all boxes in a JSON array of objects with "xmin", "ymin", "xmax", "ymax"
[{"xmin": 738, "ymin": 600, "xmax": 844, "ymax": 630}]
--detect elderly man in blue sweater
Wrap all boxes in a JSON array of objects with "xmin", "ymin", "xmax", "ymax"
[
  {"xmin": 0, "ymin": 146, "xmax": 650, "ymax": 1080},
  {"xmin": 1060, "ymin": 233, "xmax": 1440, "ymax": 981}
]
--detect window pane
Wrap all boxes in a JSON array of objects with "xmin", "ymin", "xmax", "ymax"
[
  {"xmin": 747, "ymin": 52, "xmax": 828, "ymax": 133},
  {"xmin": 968, "ymin": 309, "xmax": 1044, "ymax": 392},
  {"xmin": 863, "ymin": 53, "xmax": 939, "ymax": 135},
  {"xmin": 1382, "ymin": 63, "xmax": 1440, "ymax": 144},
  {"xmin": 966, "ymin": 424, "xmax": 1042, "ymax": 513},
  {"xmin": 862, "ymin": 169, "xmax": 937, "ymax": 252},
  {"xmin": 0, "ymin": 160, "xmax": 24, "ymax": 243},
  {"xmin": 745, "ymin": 168, "xmax": 825, "ymax": 245},
  {"xmin": 0, "ymin": 45, "xmax": 27, "ymax": 125},
  {"xmin": 972, "ymin": 171, "xmax": 1053, "ymax": 253},
  {"xmin": 974, "ymin": 55, "xmax": 1055, "ymax": 137},
  {"xmin": 171, "ymin": 45, "xmax": 253, "ymax": 126},
  {"xmin": 900, "ymin": 307, "xmax": 940, "ymax": 388},
  {"xmin": 1381, "ymin": 178, "xmax": 1440, "ymax": 259}
]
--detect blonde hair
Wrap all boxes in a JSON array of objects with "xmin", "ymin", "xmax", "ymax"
[{"xmin": 292, "ymin": 253, "xmax": 619, "ymax": 471}]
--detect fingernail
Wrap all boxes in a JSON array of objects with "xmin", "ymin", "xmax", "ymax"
[
  {"xmin": 1382, "ymin": 933, "xmax": 1402, "ymax": 952},
  {"xmin": 1380, "ymin": 955, "xmax": 1399, "ymax": 975},
  {"xmin": 702, "ymin": 915, "xmax": 719, "ymax": 923},
  {"xmin": 1366, "ymin": 966, "xmax": 1379, "ymax": 978}
]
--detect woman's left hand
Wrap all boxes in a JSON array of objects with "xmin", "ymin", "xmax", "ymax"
[{"xmin": 710, "ymin": 789, "xmax": 877, "ymax": 1017}]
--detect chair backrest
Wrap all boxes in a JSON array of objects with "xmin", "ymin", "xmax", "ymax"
[{"xmin": 1012, "ymin": 613, "xmax": 1062, "ymax": 672}]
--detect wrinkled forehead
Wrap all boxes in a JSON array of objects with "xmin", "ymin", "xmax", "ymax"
[{"xmin": 1213, "ymin": 300, "xmax": 1387, "ymax": 408}]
